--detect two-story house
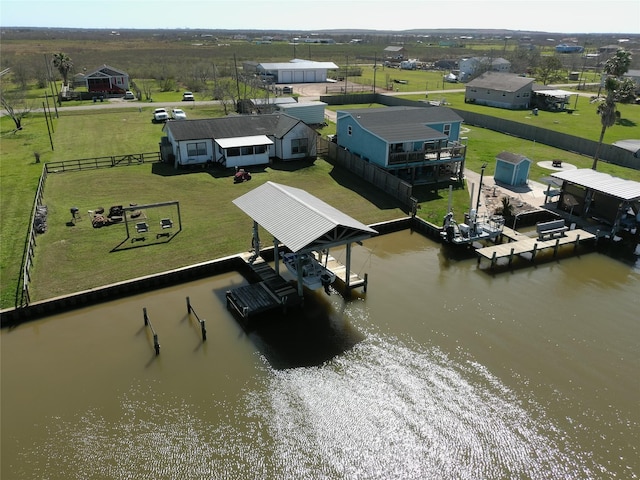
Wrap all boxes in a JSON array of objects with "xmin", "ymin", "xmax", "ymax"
[{"xmin": 335, "ymin": 106, "xmax": 466, "ymax": 185}]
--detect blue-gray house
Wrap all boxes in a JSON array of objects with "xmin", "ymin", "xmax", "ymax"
[
  {"xmin": 494, "ymin": 151, "xmax": 531, "ymax": 186},
  {"xmin": 335, "ymin": 106, "xmax": 466, "ymax": 185}
]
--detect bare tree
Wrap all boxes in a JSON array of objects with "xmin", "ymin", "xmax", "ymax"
[{"xmin": 1, "ymin": 88, "xmax": 32, "ymax": 131}]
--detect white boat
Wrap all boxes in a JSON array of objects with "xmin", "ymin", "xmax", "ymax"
[
  {"xmin": 441, "ymin": 210, "xmax": 505, "ymax": 246},
  {"xmin": 281, "ymin": 252, "xmax": 336, "ymax": 290}
]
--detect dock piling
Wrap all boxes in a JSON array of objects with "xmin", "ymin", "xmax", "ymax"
[
  {"xmin": 143, "ymin": 307, "xmax": 160, "ymax": 355},
  {"xmin": 185, "ymin": 296, "xmax": 207, "ymax": 342}
]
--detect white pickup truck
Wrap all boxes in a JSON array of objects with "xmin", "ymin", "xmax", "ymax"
[{"xmin": 152, "ymin": 108, "xmax": 169, "ymax": 123}]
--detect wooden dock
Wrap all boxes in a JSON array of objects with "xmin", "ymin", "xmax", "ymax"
[
  {"xmin": 226, "ymin": 257, "xmax": 301, "ymax": 319},
  {"xmin": 476, "ymin": 228, "xmax": 596, "ymax": 268},
  {"xmin": 318, "ymin": 252, "xmax": 368, "ymax": 291}
]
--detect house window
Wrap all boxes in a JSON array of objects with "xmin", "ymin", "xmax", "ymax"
[
  {"xmin": 227, "ymin": 147, "xmax": 240, "ymax": 157},
  {"xmin": 255, "ymin": 145, "xmax": 267, "ymax": 154},
  {"xmin": 523, "ymin": 92, "xmax": 530, "ymax": 98},
  {"xmin": 443, "ymin": 124, "xmax": 451, "ymax": 137},
  {"xmin": 347, "ymin": 125, "xmax": 352, "ymax": 136},
  {"xmin": 187, "ymin": 142, "xmax": 207, "ymax": 156},
  {"xmin": 291, "ymin": 138, "xmax": 308, "ymax": 154},
  {"xmin": 241, "ymin": 146, "xmax": 253, "ymax": 155}
]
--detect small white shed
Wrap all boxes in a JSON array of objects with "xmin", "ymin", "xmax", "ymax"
[{"xmin": 277, "ymin": 101, "xmax": 327, "ymax": 125}]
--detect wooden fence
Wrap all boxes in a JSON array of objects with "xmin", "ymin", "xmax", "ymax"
[
  {"xmin": 17, "ymin": 152, "xmax": 162, "ymax": 307},
  {"xmin": 319, "ymin": 137, "xmax": 414, "ymax": 207},
  {"xmin": 45, "ymin": 151, "xmax": 161, "ymax": 173},
  {"xmin": 20, "ymin": 165, "xmax": 49, "ymax": 306}
]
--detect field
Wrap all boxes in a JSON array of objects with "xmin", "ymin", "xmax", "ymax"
[{"xmin": 2, "ymin": 29, "xmax": 640, "ymax": 309}]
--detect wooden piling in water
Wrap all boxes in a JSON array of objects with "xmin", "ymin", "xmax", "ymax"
[
  {"xmin": 143, "ymin": 307, "xmax": 160, "ymax": 355},
  {"xmin": 185, "ymin": 296, "xmax": 207, "ymax": 342}
]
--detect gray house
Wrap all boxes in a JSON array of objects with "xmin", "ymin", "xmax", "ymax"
[
  {"xmin": 465, "ymin": 72, "xmax": 534, "ymax": 110},
  {"xmin": 162, "ymin": 113, "xmax": 317, "ymax": 169}
]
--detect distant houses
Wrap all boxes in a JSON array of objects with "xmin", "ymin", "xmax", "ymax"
[{"xmin": 459, "ymin": 57, "xmax": 511, "ymax": 82}]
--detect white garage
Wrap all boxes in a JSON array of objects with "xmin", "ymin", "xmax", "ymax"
[{"xmin": 257, "ymin": 59, "xmax": 338, "ymax": 84}]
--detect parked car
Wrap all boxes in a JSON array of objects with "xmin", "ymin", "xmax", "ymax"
[
  {"xmin": 152, "ymin": 108, "xmax": 169, "ymax": 123},
  {"xmin": 123, "ymin": 90, "xmax": 135, "ymax": 100},
  {"xmin": 182, "ymin": 91, "xmax": 195, "ymax": 101},
  {"xmin": 171, "ymin": 108, "xmax": 187, "ymax": 120}
]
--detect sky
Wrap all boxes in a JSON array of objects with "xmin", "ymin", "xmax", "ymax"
[{"xmin": 1, "ymin": 0, "xmax": 639, "ymax": 34}]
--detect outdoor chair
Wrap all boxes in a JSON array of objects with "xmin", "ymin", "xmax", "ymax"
[
  {"xmin": 136, "ymin": 222, "xmax": 149, "ymax": 233},
  {"xmin": 157, "ymin": 218, "xmax": 173, "ymax": 238}
]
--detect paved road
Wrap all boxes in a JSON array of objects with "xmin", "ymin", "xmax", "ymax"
[{"xmin": 5, "ymin": 82, "xmax": 598, "ymax": 119}]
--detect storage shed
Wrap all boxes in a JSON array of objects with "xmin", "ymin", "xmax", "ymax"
[
  {"xmin": 494, "ymin": 151, "xmax": 531, "ymax": 186},
  {"xmin": 277, "ymin": 101, "xmax": 327, "ymax": 125}
]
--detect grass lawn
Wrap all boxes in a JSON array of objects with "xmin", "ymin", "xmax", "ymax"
[
  {"xmin": 2, "ymin": 97, "xmax": 640, "ymax": 308},
  {"xmin": 28, "ymin": 160, "xmax": 407, "ymax": 302}
]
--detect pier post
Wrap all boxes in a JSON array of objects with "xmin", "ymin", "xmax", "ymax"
[
  {"xmin": 553, "ymin": 238, "xmax": 560, "ymax": 257},
  {"xmin": 531, "ymin": 243, "xmax": 538, "ymax": 262},
  {"xmin": 574, "ymin": 234, "xmax": 580, "ymax": 253},
  {"xmin": 490, "ymin": 251, "xmax": 497, "ymax": 269},
  {"xmin": 363, "ymin": 273, "xmax": 368, "ymax": 293},
  {"xmin": 186, "ymin": 296, "xmax": 192, "ymax": 314},
  {"xmin": 143, "ymin": 307, "xmax": 160, "ymax": 355},
  {"xmin": 200, "ymin": 320, "xmax": 207, "ymax": 341},
  {"xmin": 508, "ymin": 247, "xmax": 515, "ymax": 267}
]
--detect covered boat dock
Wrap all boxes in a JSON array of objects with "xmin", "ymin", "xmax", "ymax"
[
  {"xmin": 551, "ymin": 169, "xmax": 640, "ymax": 237},
  {"xmin": 228, "ymin": 181, "xmax": 377, "ymax": 318}
]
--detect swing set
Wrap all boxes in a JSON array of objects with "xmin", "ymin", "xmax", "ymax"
[{"xmin": 121, "ymin": 200, "xmax": 182, "ymax": 243}]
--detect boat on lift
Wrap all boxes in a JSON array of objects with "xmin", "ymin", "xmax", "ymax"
[
  {"xmin": 281, "ymin": 251, "xmax": 336, "ymax": 290},
  {"xmin": 441, "ymin": 209, "xmax": 505, "ymax": 246}
]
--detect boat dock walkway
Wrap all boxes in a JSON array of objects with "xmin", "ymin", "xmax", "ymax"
[
  {"xmin": 477, "ymin": 228, "xmax": 596, "ymax": 268},
  {"xmin": 318, "ymin": 252, "xmax": 368, "ymax": 291},
  {"xmin": 226, "ymin": 256, "xmax": 301, "ymax": 320}
]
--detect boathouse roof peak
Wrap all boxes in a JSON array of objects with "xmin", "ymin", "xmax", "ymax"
[{"xmin": 233, "ymin": 181, "xmax": 377, "ymax": 252}]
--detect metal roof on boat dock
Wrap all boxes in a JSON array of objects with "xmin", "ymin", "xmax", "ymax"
[
  {"xmin": 232, "ymin": 181, "xmax": 377, "ymax": 252},
  {"xmin": 551, "ymin": 169, "xmax": 640, "ymax": 201}
]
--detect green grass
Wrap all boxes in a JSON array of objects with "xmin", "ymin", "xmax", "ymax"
[
  {"xmin": 3, "ymin": 95, "xmax": 640, "ymax": 308},
  {"xmin": 28, "ymin": 161, "xmax": 406, "ymax": 302}
]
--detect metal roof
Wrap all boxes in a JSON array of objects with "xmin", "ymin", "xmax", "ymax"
[
  {"xmin": 233, "ymin": 182, "xmax": 377, "ymax": 253},
  {"xmin": 216, "ymin": 135, "xmax": 273, "ymax": 148},
  {"xmin": 258, "ymin": 61, "xmax": 339, "ymax": 70},
  {"xmin": 163, "ymin": 114, "xmax": 300, "ymax": 142},
  {"xmin": 338, "ymin": 106, "xmax": 460, "ymax": 143},
  {"xmin": 551, "ymin": 169, "xmax": 640, "ymax": 201},
  {"xmin": 465, "ymin": 71, "xmax": 534, "ymax": 92},
  {"xmin": 533, "ymin": 89, "xmax": 575, "ymax": 97}
]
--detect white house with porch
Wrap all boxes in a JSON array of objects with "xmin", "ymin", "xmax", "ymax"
[{"xmin": 162, "ymin": 113, "xmax": 317, "ymax": 169}]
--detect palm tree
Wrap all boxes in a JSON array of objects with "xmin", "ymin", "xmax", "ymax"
[
  {"xmin": 591, "ymin": 50, "xmax": 631, "ymax": 170},
  {"xmin": 604, "ymin": 49, "xmax": 632, "ymax": 78},
  {"xmin": 593, "ymin": 85, "xmax": 618, "ymax": 170},
  {"xmin": 52, "ymin": 52, "xmax": 73, "ymax": 87}
]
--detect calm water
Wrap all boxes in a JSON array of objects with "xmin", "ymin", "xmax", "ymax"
[{"xmin": 2, "ymin": 230, "xmax": 638, "ymax": 479}]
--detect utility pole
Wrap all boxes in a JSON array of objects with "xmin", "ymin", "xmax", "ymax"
[{"xmin": 476, "ymin": 163, "xmax": 487, "ymax": 212}]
